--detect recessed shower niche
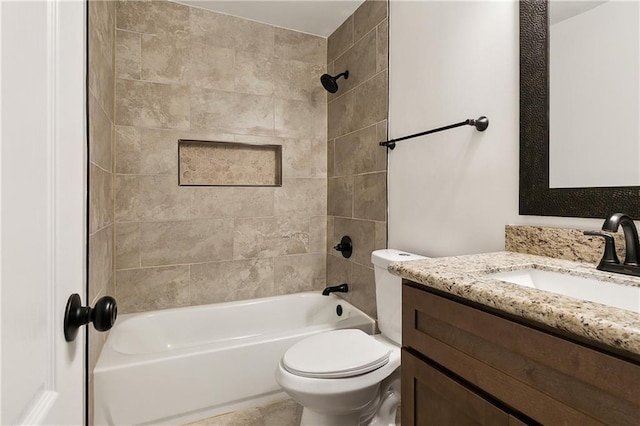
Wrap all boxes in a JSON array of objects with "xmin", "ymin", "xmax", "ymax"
[{"xmin": 178, "ymin": 140, "xmax": 283, "ymax": 187}]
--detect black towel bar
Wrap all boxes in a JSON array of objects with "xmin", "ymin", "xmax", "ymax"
[{"xmin": 379, "ymin": 116, "xmax": 489, "ymax": 150}]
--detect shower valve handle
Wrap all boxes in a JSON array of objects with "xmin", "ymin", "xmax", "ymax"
[{"xmin": 333, "ymin": 236, "xmax": 353, "ymax": 259}]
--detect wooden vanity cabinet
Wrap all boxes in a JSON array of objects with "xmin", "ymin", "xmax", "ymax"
[
  {"xmin": 401, "ymin": 282, "xmax": 640, "ymax": 426},
  {"xmin": 402, "ymin": 350, "xmax": 528, "ymax": 425}
]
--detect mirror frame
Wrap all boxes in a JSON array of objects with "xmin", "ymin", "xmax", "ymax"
[{"xmin": 519, "ymin": 0, "xmax": 639, "ymax": 218}]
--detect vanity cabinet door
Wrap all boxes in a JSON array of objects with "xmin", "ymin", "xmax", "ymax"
[
  {"xmin": 402, "ymin": 349, "xmax": 517, "ymax": 426},
  {"xmin": 402, "ymin": 283, "xmax": 640, "ymax": 425}
]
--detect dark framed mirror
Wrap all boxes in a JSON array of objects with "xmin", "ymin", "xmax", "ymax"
[{"xmin": 519, "ymin": 0, "xmax": 639, "ymax": 218}]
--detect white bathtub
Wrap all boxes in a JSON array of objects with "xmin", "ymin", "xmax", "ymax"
[{"xmin": 94, "ymin": 292, "xmax": 375, "ymax": 425}]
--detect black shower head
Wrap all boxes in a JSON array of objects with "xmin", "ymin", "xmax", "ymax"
[{"xmin": 320, "ymin": 71, "xmax": 349, "ymax": 93}]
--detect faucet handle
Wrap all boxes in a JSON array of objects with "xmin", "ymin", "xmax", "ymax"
[
  {"xmin": 333, "ymin": 236, "xmax": 352, "ymax": 259},
  {"xmin": 584, "ymin": 230, "xmax": 620, "ymax": 266}
]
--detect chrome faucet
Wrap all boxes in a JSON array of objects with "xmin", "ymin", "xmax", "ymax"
[{"xmin": 584, "ymin": 213, "xmax": 640, "ymax": 277}]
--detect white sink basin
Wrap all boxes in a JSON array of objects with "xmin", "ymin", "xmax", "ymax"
[{"xmin": 489, "ymin": 268, "xmax": 640, "ymax": 314}]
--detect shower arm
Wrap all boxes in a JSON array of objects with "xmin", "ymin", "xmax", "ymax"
[{"xmin": 379, "ymin": 116, "xmax": 489, "ymax": 150}]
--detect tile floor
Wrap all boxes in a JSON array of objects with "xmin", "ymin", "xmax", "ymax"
[
  {"xmin": 185, "ymin": 399, "xmax": 303, "ymax": 426},
  {"xmin": 185, "ymin": 398, "xmax": 401, "ymax": 425}
]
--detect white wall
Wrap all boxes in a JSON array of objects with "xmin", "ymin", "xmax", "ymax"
[{"xmin": 388, "ymin": 0, "xmax": 615, "ymax": 258}]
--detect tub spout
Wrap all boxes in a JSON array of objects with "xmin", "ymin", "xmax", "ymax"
[{"xmin": 322, "ymin": 283, "xmax": 349, "ymax": 296}]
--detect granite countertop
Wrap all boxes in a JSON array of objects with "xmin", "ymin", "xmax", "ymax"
[{"xmin": 389, "ymin": 251, "xmax": 640, "ymax": 357}]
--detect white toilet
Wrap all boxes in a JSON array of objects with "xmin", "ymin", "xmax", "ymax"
[{"xmin": 276, "ymin": 249, "xmax": 426, "ymax": 426}]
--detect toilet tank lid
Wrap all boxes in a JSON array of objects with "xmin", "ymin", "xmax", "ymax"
[{"xmin": 371, "ymin": 249, "xmax": 427, "ymax": 268}]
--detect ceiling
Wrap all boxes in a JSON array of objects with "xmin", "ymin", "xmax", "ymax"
[{"xmin": 172, "ymin": 0, "xmax": 366, "ymax": 37}]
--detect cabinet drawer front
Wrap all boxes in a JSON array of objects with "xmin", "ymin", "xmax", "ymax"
[
  {"xmin": 402, "ymin": 349, "xmax": 513, "ymax": 426},
  {"xmin": 403, "ymin": 284, "xmax": 640, "ymax": 425}
]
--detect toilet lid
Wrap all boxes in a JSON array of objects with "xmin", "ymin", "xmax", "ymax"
[{"xmin": 282, "ymin": 329, "xmax": 391, "ymax": 378}]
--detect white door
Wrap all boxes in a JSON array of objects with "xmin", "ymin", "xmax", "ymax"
[{"xmin": 1, "ymin": 0, "xmax": 86, "ymax": 424}]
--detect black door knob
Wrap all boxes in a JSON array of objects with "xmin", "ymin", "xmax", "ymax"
[{"xmin": 64, "ymin": 293, "xmax": 117, "ymax": 342}]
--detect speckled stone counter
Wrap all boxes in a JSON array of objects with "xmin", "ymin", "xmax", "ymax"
[
  {"xmin": 389, "ymin": 251, "xmax": 640, "ymax": 357},
  {"xmin": 505, "ymin": 225, "xmax": 626, "ymax": 263}
]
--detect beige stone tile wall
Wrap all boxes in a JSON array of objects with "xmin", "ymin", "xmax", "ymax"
[
  {"xmin": 88, "ymin": 1, "xmax": 116, "ymax": 424},
  {"xmin": 114, "ymin": 0, "xmax": 327, "ymax": 314},
  {"xmin": 326, "ymin": 0, "xmax": 389, "ymax": 318}
]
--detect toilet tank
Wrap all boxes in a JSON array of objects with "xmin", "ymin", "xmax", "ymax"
[{"xmin": 371, "ymin": 249, "xmax": 427, "ymax": 345}]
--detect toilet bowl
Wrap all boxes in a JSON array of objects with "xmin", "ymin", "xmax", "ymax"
[
  {"xmin": 276, "ymin": 331, "xmax": 400, "ymax": 425},
  {"xmin": 276, "ymin": 249, "xmax": 427, "ymax": 426}
]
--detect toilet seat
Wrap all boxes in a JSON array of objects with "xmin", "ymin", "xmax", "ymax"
[{"xmin": 282, "ymin": 329, "xmax": 390, "ymax": 379}]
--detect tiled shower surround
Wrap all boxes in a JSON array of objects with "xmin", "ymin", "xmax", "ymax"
[
  {"xmin": 327, "ymin": 0, "xmax": 389, "ymax": 318},
  {"xmin": 88, "ymin": 1, "xmax": 116, "ymax": 422},
  {"xmin": 113, "ymin": 0, "xmax": 329, "ymax": 313},
  {"xmin": 89, "ymin": 0, "xmax": 389, "ymax": 420},
  {"xmin": 87, "ymin": 0, "xmax": 390, "ymax": 350}
]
